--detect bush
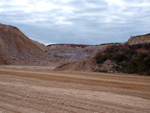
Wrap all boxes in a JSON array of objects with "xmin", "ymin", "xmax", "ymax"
[
  {"xmin": 95, "ymin": 43, "xmax": 150, "ymax": 75},
  {"xmin": 123, "ymin": 53, "xmax": 150, "ymax": 75},
  {"xmin": 112, "ymin": 52, "xmax": 127, "ymax": 63},
  {"xmin": 95, "ymin": 52, "xmax": 110, "ymax": 64}
]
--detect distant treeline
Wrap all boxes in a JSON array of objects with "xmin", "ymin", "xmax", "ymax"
[{"xmin": 100, "ymin": 43, "xmax": 121, "ymax": 46}]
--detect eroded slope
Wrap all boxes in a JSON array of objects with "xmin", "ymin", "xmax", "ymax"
[{"xmin": 0, "ymin": 23, "xmax": 52, "ymax": 65}]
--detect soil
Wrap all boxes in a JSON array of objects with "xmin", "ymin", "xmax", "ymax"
[{"xmin": 0, "ymin": 66, "xmax": 150, "ymax": 113}]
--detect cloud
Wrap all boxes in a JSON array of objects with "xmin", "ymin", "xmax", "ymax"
[{"xmin": 0, "ymin": 0, "xmax": 150, "ymax": 44}]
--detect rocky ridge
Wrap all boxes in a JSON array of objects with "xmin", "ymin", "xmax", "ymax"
[{"xmin": 126, "ymin": 33, "xmax": 150, "ymax": 45}]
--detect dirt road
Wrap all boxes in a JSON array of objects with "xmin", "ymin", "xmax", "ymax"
[{"xmin": 0, "ymin": 67, "xmax": 150, "ymax": 113}]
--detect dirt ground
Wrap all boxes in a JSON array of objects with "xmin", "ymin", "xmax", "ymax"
[{"xmin": 0, "ymin": 67, "xmax": 150, "ymax": 113}]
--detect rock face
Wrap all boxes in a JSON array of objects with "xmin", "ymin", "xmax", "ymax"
[
  {"xmin": 0, "ymin": 23, "xmax": 51, "ymax": 65},
  {"xmin": 46, "ymin": 44, "xmax": 108, "ymax": 63},
  {"xmin": 126, "ymin": 33, "xmax": 150, "ymax": 45}
]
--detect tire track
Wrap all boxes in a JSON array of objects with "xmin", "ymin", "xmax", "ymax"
[{"xmin": 0, "ymin": 67, "xmax": 150, "ymax": 113}]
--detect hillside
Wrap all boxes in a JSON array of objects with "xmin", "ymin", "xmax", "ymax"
[
  {"xmin": 94, "ymin": 43, "xmax": 150, "ymax": 75},
  {"xmin": 126, "ymin": 33, "xmax": 150, "ymax": 45},
  {"xmin": 54, "ymin": 57, "xmax": 97, "ymax": 72},
  {"xmin": 0, "ymin": 23, "xmax": 52, "ymax": 65},
  {"xmin": 55, "ymin": 34, "xmax": 150, "ymax": 75}
]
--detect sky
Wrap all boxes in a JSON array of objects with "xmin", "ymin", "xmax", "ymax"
[{"xmin": 0, "ymin": 0, "xmax": 150, "ymax": 45}]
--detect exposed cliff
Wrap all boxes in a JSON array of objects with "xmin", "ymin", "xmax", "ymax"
[{"xmin": 126, "ymin": 33, "xmax": 150, "ymax": 45}]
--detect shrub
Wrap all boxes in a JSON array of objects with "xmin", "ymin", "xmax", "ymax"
[
  {"xmin": 95, "ymin": 52, "xmax": 110, "ymax": 64},
  {"xmin": 95, "ymin": 43, "xmax": 150, "ymax": 75},
  {"xmin": 123, "ymin": 53, "xmax": 150, "ymax": 75},
  {"xmin": 112, "ymin": 52, "xmax": 127, "ymax": 63}
]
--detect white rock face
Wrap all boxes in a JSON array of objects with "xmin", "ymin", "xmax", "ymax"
[{"xmin": 46, "ymin": 44, "xmax": 107, "ymax": 62}]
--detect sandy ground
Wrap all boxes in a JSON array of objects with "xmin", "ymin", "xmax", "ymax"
[{"xmin": 0, "ymin": 67, "xmax": 150, "ymax": 113}]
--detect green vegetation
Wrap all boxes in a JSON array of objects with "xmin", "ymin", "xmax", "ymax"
[
  {"xmin": 123, "ymin": 53, "xmax": 150, "ymax": 75},
  {"xmin": 95, "ymin": 43, "xmax": 150, "ymax": 75}
]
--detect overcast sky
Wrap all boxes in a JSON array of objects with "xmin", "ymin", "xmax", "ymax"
[{"xmin": 0, "ymin": 0, "xmax": 150, "ymax": 45}]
